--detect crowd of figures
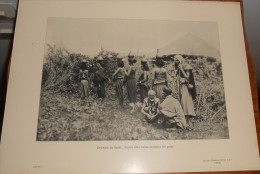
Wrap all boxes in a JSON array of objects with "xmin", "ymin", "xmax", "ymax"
[{"xmin": 79, "ymin": 53, "xmax": 197, "ymax": 131}]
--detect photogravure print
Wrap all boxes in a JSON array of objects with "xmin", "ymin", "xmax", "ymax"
[{"xmin": 36, "ymin": 18, "xmax": 228, "ymax": 141}]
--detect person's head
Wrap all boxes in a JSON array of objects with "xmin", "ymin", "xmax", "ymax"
[
  {"xmin": 117, "ymin": 60, "xmax": 124, "ymax": 68},
  {"xmin": 128, "ymin": 58, "xmax": 137, "ymax": 65},
  {"xmin": 154, "ymin": 58, "xmax": 165, "ymax": 67},
  {"xmin": 148, "ymin": 90, "xmax": 156, "ymax": 100},
  {"xmin": 141, "ymin": 63, "xmax": 149, "ymax": 71},
  {"xmin": 96, "ymin": 63, "xmax": 103, "ymax": 69},
  {"xmin": 117, "ymin": 57, "xmax": 123, "ymax": 62},
  {"xmin": 128, "ymin": 52, "xmax": 134, "ymax": 59},
  {"xmin": 174, "ymin": 55, "xmax": 185, "ymax": 64},
  {"xmin": 163, "ymin": 87, "xmax": 172, "ymax": 97},
  {"xmin": 80, "ymin": 59, "xmax": 88, "ymax": 69},
  {"xmin": 141, "ymin": 57, "xmax": 147, "ymax": 63},
  {"xmin": 97, "ymin": 56, "xmax": 104, "ymax": 61}
]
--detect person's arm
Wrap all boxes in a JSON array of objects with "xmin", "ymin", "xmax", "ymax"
[
  {"xmin": 126, "ymin": 66, "xmax": 133, "ymax": 77},
  {"xmin": 186, "ymin": 70, "xmax": 190, "ymax": 79},
  {"xmin": 141, "ymin": 101, "xmax": 151, "ymax": 117},
  {"xmin": 150, "ymin": 69, "xmax": 155, "ymax": 88},
  {"xmin": 144, "ymin": 71, "xmax": 148, "ymax": 81},
  {"xmin": 139, "ymin": 71, "xmax": 148, "ymax": 84},
  {"xmin": 141, "ymin": 107, "xmax": 150, "ymax": 117},
  {"xmin": 158, "ymin": 98, "xmax": 165, "ymax": 111},
  {"xmin": 163, "ymin": 68, "xmax": 170, "ymax": 87},
  {"xmin": 179, "ymin": 64, "xmax": 188, "ymax": 80},
  {"xmin": 112, "ymin": 68, "xmax": 121, "ymax": 77},
  {"xmin": 124, "ymin": 69, "xmax": 130, "ymax": 77}
]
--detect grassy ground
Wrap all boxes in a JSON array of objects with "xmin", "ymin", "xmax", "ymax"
[{"xmin": 36, "ymin": 90, "xmax": 229, "ymax": 141}]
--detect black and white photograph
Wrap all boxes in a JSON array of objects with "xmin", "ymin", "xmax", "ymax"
[{"xmin": 36, "ymin": 18, "xmax": 228, "ymax": 141}]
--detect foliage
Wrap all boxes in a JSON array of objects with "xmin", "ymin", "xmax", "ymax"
[
  {"xmin": 37, "ymin": 91, "xmax": 229, "ymax": 141},
  {"xmin": 37, "ymin": 45, "xmax": 228, "ymax": 140},
  {"xmin": 42, "ymin": 45, "xmax": 120, "ymax": 96}
]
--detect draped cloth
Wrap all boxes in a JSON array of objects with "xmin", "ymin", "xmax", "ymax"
[
  {"xmin": 115, "ymin": 79, "xmax": 124, "ymax": 105},
  {"xmin": 176, "ymin": 63, "xmax": 196, "ymax": 116},
  {"xmin": 160, "ymin": 95, "xmax": 187, "ymax": 129},
  {"xmin": 125, "ymin": 67, "xmax": 137, "ymax": 103}
]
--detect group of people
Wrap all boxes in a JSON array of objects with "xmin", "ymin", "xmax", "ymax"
[
  {"xmin": 79, "ymin": 53, "xmax": 197, "ymax": 130},
  {"xmin": 79, "ymin": 56, "xmax": 108, "ymax": 100}
]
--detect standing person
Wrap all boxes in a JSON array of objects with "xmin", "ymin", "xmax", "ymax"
[
  {"xmin": 174, "ymin": 55, "xmax": 197, "ymax": 126},
  {"xmin": 158, "ymin": 87, "xmax": 187, "ymax": 130},
  {"xmin": 151, "ymin": 58, "xmax": 169, "ymax": 101},
  {"xmin": 79, "ymin": 59, "xmax": 89, "ymax": 100},
  {"xmin": 112, "ymin": 59, "xmax": 125, "ymax": 107},
  {"xmin": 93, "ymin": 57, "xmax": 108, "ymax": 100},
  {"xmin": 137, "ymin": 58, "xmax": 150, "ymax": 103},
  {"xmin": 124, "ymin": 53, "xmax": 137, "ymax": 112}
]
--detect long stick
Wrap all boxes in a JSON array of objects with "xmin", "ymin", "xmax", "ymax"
[
  {"xmin": 196, "ymin": 81, "xmax": 207, "ymax": 114},
  {"xmin": 210, "ymin": 104, "xmax": 226, "ymax": 122}
]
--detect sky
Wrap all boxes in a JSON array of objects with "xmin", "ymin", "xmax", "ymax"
[{"xmin": 45, "ymin": 18, "xmax": 220, "ymax": 56}]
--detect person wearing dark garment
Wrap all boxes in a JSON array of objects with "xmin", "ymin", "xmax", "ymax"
[
  {"xmin": 112, "ymin": 59, "xmax": 125, "ymax": 107},
  {"xmin": 93, "ymin": 56, "xmax": 108, "ymax": 99},
  {"xmin": 137, "ymin": 57, "xmax": 150, "ymax": 103},
  {"xmin": 124, "ymin": 52, "xmax": 137, "ymax": 112},
  {"xmin": 79, "ymin": 59, "xmax": 90, "ymax": 100}
]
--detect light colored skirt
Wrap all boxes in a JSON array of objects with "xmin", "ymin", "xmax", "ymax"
[{"xmin": 80, "ymin": 80, "xmax": 89, "ymax": 98}]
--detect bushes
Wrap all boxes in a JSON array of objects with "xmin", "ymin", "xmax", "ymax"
[
  {"xmin": 37, "ymin": 45, "xmax": 229, "ymax": 140},
  {"xmin": 42, "ymin": 45, "xmax": 118, "ymax": 96},
  {"xmin": 41, "ymin": 45, "xmax": 227, "ymax": 121}
]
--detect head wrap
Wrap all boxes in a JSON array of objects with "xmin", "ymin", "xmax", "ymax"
[
  {"xmin": 141, "ymin": 57, "xmax": 148, "ymax": 63},
  {"xmin": 174, "ymin": 55, "xmax": 186, "ymax": 63},
  {"xmin": 163, "ymin": 87, "xmax": 172, "ymax": 95},
  {"xmin": 155, "ymin": 58, "xmax": 165, "ymax": 67},
  {"xmin": 97, "ymin": 56, "xmax": 104, "ymax": 61},
  {"xmin": 128, "ymin": 52, "xmax": 134, "ymax": 58}
]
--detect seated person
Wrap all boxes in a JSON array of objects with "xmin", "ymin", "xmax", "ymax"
[
  {"xmin": 158, "ymin": 87, "xmax": 187, "ymax": 130},
  {"xmin": 141, "ymin": 90, "xmax": 160, "ymax": 123}
]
